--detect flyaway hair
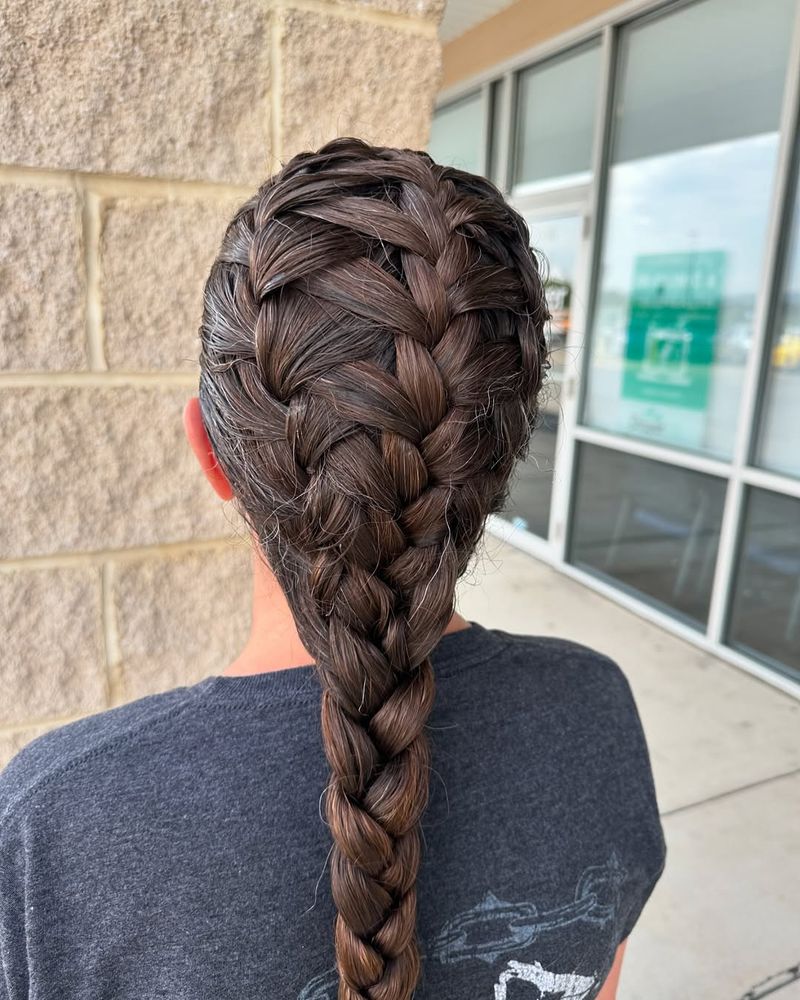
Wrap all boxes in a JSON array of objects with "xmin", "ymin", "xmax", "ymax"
[{"xmin": 197, "ymin": 137, "xmax": 549, "ymax": 999}]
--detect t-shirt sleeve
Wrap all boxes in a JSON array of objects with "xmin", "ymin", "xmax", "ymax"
[
  {"xmin": 0, "ymin": 817, "xmax": 28, "ymax": 1000},
  {"xmin": 512, "ymin": 636, "xmax": 668, "ymax": 949},
  {"xmin": 0, "ymin": 731, "xmax": 68, "ymax": 1000},
  {"xmin": 607, "ymin": 662, "xmax": 667, "ymax": 944},
  {"xmin": 617, "ymin": 817, "xmax": 667, "ymax": 944}
]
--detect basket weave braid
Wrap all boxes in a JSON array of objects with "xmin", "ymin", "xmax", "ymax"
[{"xmin": 197, "ymin": 137, "xmax": 549, "ymax": 998}]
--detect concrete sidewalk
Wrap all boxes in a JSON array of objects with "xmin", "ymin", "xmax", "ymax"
[{"xmin": 457, "ymin": 537, "xmax": 800, "ymax": 1000}]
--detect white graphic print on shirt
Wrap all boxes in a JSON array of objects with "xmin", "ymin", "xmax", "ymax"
[
  {"xmin": 298, "ymin": 853, "xmax": 626, "ymax": 999},
  {"xmin": 494, "ymin": 960, "xmax": 595, "ymax": 999}
]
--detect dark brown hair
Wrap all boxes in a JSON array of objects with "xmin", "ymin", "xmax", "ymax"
[{"xmin": 197, "ymin": 137, "xmax": 549, "ymax": 998}]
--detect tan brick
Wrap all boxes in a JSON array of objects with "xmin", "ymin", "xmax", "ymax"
[
  {"xmin": 0, "ymin": 386, "xmax": 232, "ymax": 559},
  {"xmin": 0, "ymin": 186, "xmax": 86, "ymax": 371},
  {"xmin": 0, "ymin": 566, "xmax": 107, "ymax": 724},
  {"xmin": 280, "ymin": 10, "xmax": 441, "ymax": 160},
  {"xmin": 0, "ymin": 0, "xmax": 271, "ymax": 184},
  {"xmin": 100, "ymin": 196, "xmax": 243, "ymax": 371},
  {"xmin": 114, "ymin": 543, "xmax": 251, "ymax": 702}
]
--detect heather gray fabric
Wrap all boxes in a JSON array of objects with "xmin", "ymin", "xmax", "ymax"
[{"xmin": 0, "ymin": 623, "xmax": 666, "ymax": 1000}]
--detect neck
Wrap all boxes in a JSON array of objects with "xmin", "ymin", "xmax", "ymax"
[{"xmin": 222, "ymin": 542, "xmax": 471, "ymax": 677}]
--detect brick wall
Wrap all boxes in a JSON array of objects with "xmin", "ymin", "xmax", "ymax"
[{"xmin": 0, "ymin": 0, "xmax": 444, "ymax": 764}]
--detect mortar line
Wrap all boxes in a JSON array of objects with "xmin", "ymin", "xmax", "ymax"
[
  {"xmin": 80, "ymin": 185, "xmax": 107, "ymax": 370},
  {"xmin": 270, "ymin": 3, "xmax": 285, "ymax": 172},
  {"xmin": 0, "ymin": 536, "xmax": 245, "ymax": 572},
  {"xmin": 661, "ymin": 766, "xmax": 800, "ymax": 819},
  {"xmin": 284, "ymin": 0, "xmax": 439, "ymax": 35},
  {"xmin": 0, "ymin": 371, "xmax": 199, "ymax": 387},
  {"xmin": 0, "ymin": 163, "xmax": 255, "ymax": 200},
  {"xmin": 101, "ymin": 562, "xmax": 126, "ymax": 706}
]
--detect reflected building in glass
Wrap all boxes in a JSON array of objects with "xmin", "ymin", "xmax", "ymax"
[{"xmin": 430, "ymin": 0, "xmax": 800, "ymax": 687}]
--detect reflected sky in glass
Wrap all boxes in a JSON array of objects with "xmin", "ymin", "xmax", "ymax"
[
  {"xmin": 428, "ymin": 92, "xmax": 484, "ymax": 176},
  {"xmin": 513, "ymin": 43, "xmax": 600, "ymax": 193},
  {"xmin": 582, "ymin": 0, "xmax": 793, "ymax": 461},
  {"xmin": 584, "ymin": 133, "xmax": 779, "ymax": 460},
  {"xmin": 503, "ymin": 214, "xmax": 583, "ymax": 539}
]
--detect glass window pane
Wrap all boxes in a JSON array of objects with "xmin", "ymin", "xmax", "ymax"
[
  {"xmin": 503, "ymin": 410, "xmax": 559, "ymax": 538},
  {"xmin": 615, "ymin": 2, "xmax": 790, "ymax": 162},
  {"xmin": 502, "ymin": 213, "xmax": 583, "ymax": 538},
  {"xmin": 533, "ymin": 213, "xmax": 583, "ymax": 367},
  {"xmin": 569, "ymin": 443, "xmax": 727, "ymax": 626},
  {"xmin": 757, "ymin": 166, "xmax": 800, "ymax": 479},
  {"xmin": 428, "ymin": 91, "xmax": 484, "ymax": 176},
  {"xmin": 513, "ymin": 42, "xmax": 601, "ymax": 193},
  {"xmin": 583, "ymin": 0, "xmax": 795, "ymax": 460},
  {"xmin": 728, "ymin": 488, "xmax": 800, "ymax": 680}
]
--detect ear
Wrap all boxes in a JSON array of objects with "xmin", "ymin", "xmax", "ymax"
[{"xmin": 183, "ymin": 396, "xmax": 234, "ymax": 501}]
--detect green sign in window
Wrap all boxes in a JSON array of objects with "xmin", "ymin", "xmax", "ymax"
[{"xmin": 622, "ymin": 250, "xmax": 726, "ymax": 411}]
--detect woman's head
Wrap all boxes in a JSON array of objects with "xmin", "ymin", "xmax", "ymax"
[{"xmin": 195, "ymin": 137, "xmax": 549, "ymax": 998}]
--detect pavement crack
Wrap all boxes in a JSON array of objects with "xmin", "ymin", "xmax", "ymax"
[{"xmin": 738, "ymin": 962, "xmax": 800, "ymax": 999}]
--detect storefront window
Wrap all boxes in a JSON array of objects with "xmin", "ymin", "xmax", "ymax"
[
  {"xmin": 728, "ymin": 488, "xmax": 800, "ymax": 679},
  {"xmin": 757, "ymin": 164, "xmax": 800, "ymax": 479},
  {"xmin": 502, "ymin": 42, "xmax": 600, "ymax": 540},
  {"xmin": 513, "ymin": 42, "xmax": 601, "ymax": 194},
  {"xmin": 569, "ymin": 444, "xmax": 726, "ymax": 626},
  {"xmin": 428, "ymin": 91, "xmax": 484, "ymax": 176},
  {"xmin": 582, "ymin": 0, "xmax": 794, "ymax": 459}
]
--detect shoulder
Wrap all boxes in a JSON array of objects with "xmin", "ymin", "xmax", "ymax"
[
  {"xmin": 0, "ymin": 686, "xmax": 195, "ymax": 833},
  {"xmin": 490, "ymin": 629, "xmax": 638, "ymax": 707},
  {"xmin": 495, "ymin": 632, "xmax": 668, "ymax": 930},
  {"xmin": 466, "ymin": 627, "xmax": 667, "ymax": 908},
  {"xmin": 456, "ymin": 625, "xmax": 647, "ymax": 735},
  {"xmin": 483, "ymin": 629, "xmax": 660, "ymax": 798},
  {"xmin": 497, "ymin": 629, "xmax": 621, "ymax": 670}
]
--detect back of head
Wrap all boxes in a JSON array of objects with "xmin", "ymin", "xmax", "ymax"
[{"xmin": 198, "ymin": 137, "xmax": 549, "ymax": 998}]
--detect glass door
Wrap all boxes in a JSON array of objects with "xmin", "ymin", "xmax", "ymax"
[{"xmin": 501, "ymin": 205, "xmax": 590, "ymax": 546}]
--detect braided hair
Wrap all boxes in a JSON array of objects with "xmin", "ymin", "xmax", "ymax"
[{"xmin": 198, "ymin": 137, "xmax": 550, "ymax": 999}]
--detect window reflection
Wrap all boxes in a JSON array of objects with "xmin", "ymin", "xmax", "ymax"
[
  {"xmin": 428, "ymin": 91, "xmax": 484, "ymax": 176},
  {"xmin": 513, "ymin": 42, "xmax": 601, "ymax": 194},
  {"xmin": 583, "ymin": 0, "xmax": 794, "ymax": 459},
  {"xmin": 532, "ymin": 213, "xmax": 583, "ymax": 378},
  {"xmin": 569, "ymin": 444, "xmax": 726, "ymax": 626},
  {"xmin": 728, "ymin": 489, "xmax": 800, "ymax": 679},
  {"xmin": 503, "ymin": 214, "xmax": 583, "ymax": 538}
]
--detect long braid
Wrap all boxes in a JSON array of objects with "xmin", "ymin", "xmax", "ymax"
[{"xmin": 198, "ymin": 138, "xmax": 549, "ymax": 999}]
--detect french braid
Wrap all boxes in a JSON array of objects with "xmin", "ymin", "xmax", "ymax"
[{"xmin": 197, "ymin": 138, "xmax": 549, "ymax": 999}]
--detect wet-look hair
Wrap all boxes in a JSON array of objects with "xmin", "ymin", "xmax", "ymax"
[{"xmin": 197, "ymin": 137, "xmax": 550, "ymax": 999}]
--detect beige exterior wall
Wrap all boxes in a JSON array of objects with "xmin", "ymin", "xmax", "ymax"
[
  {"xmin": 441, "ymin": 0, "xmax": 615, "ymax": 89},
  {"xmin": 0, "ymin": 0, "xmax": 444, "ymax": 765}
]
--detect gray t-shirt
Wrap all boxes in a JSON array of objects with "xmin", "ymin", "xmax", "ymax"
[{"xmin": 0, "ymin": 624, "xmax": 666, "ymax": 1000}]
